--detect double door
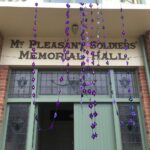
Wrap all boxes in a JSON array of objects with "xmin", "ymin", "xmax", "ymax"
[{"xmin": 33, "ymin": 103, "xmax": 117, "ymax": 150}]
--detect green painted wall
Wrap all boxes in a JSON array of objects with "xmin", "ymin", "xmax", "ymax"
[{"xmin": 74, "ymin": 103, "xmax": 116, "ymax": 150}]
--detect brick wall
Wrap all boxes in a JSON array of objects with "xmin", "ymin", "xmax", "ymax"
[
  {"xmin": 0, "ymin": 66, "xmax": 9, "ymax": 128},
  {"xmin": 144, "ymin": 31, "xmax": 150, "ymax": 148},
  {"xmin": 138, "ymin": 67, "xmax": 150, "ymax": 148}
]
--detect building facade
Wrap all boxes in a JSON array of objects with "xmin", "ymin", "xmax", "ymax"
[{"xmin": 0, "ymin": 0, "xmax": 150, "ymax": 150}]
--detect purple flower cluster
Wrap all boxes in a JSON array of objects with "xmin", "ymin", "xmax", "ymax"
[
  {"xmin": 128, "ymin": 118, "xmax": 136, "ymax": 126},
  {"xmin": 49, "ymin": 98, "xmax": 61, "ymax": 130},
  {"xmin": 56, "ymin": 100, "xmax": 61, "ymax": 108},
  {"xmin": 91, "ymin": 132, "xmax": 98, "ymax": 139},
  {"xmin": 91, "ymin": 122, "xmax": 97, "ymax": 129},
  {"xmin": 89, "ymin": 111, "xmax": 98, "ymax": 119},
  {"xmin": 59, "ymin": 76, "xmax": 64, "ymax": 82},
  {"xmin": 88, "ymin": 100, "xmax": 97, "ymax": 109}
]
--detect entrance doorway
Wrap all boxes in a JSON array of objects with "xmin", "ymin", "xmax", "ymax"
[
  {"xmin": 36, "ymin": 103, "xmax": 117, "ymax": 150},
  {"xmin": 37, "ymin": 103, "xmax": 74, "ymax": 150}
]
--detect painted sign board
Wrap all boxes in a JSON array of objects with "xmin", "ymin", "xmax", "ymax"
[{"xmin": 0, "ymin": 38, "xmax": 143, "ymax": 66}]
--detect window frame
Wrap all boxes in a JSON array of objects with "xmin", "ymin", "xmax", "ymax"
[{"xmin": 1, "ymin": 68, "xmax": 148, "ymax": 150}]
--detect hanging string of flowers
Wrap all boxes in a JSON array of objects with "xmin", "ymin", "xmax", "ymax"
[
  {"xmin": 127, "ymin": 72, "xmax": 136, "ymax": 130},
  {"xmin": 120, "ymin": 4, "xmax": 129, "ymax": 66},
  {"xmin": 79, "ymin": 1, "xmax": 90, "ymax": 137},
  {"xmin": 90, "ymin": 3, "xmax": 95, "ymax": 66},
  {"xmin": 79, "ymin": 2, "xmax": 86, "ymax": 105},
  {"xmin": 120, "ymin": 72, "xmax": 136, "ymax": 130},
  {"xmin": 34, "ymin": 2, "xmax": 66, "ymax": 131},
  {"xmin": 64, "ymin": 2, "xmax": 71, "ymax": 63},
  {"xmin": 100, "ymin": 2, "xmax": 109, "ymax": 66},
  {"xmin": 32, "ymin": 1, "xmax": 45, "ymax": 131},
  {"xmin": 49, "ymin": 78, "xmax": 62, "ymax": 129},
  {"xmin": 96, "ymin": 0, "xmax": 101, "ymax": 66},
  {"xmin": 65, "ymin": 2, "xmax": 71, "ymax": 98},
  {"xmin": 32, "ymin": 2, "xmax": 38, "ymax": 105},
  {"xmin": 99, "ymin": 1, "xmax": 119, "ymax": 117},
  {"xmin": 49, "ymin": 2, "xmax": 71, "ymax": 130},
  {"xmin": 88, "ymin": 73, "xmax": 98, "ymax": 139},
  {"xmin": 89, "ymin": 2, "xmax": 98, "ymax": 140},
  {"xmin": 119, "ymin": 3, "xmax": 136, "ymax": 130},
  {"xmin": 48, "ymin": 2, "xmax": 72, "ymax": 131},
  {"xmin": 79, "ymin": 2, "xmax": 98, "ymax": 139}
]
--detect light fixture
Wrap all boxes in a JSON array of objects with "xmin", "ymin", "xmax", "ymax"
[{"xmin": 71, "ymin": 24, "xmax": 79, "ymax": 35}]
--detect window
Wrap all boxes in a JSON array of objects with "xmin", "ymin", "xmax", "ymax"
[
  {"xmin": 118, "ymin": 104, "xmax": 142, "ymax": 150},
  {"xmin": 5, "ymin": 104, "xmax": 29, "ymax": 150},
  {"xmin": 8, "ymin": 70, "xmax": 32, "ymax": 98},
  {"xmin": 39, "ymin": 71, "xmax": 110, "ymax": 95},
  {"xmin": 115, "ymin": 71, "xmax": 139, "ymax": 98},
  {"xmin": 39, "ymin": 71, "xmax": 80, "ymax": 95}
]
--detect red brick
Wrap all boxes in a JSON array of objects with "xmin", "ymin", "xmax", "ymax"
[
  {"xmin": 138, "ymin": 66, "xmax": 150, "ymax": 148},
  {"xmin": 0, "ymin": 65, "xmax": 9, "ymax": 128}
]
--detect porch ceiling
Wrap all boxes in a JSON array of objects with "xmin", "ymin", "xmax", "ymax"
[{"xmin": 0, "ymin": 7, "xmax": 150, "ymax": 38}]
